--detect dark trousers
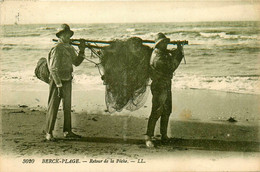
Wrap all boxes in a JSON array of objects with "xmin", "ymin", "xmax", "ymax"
[
  {"xmin": 146, "ymin": 79, "xmax": 172, "ymax": 137},
  {"xmin": 45, "ymin": 79, "xmax": 72, "ymax": 134}
]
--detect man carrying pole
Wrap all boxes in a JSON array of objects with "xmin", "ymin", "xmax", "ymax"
[
  {"xmin": 45, "ymin": 24, "xmax": 86, "ymax": 141},
  {"xmin": 145, "ymin": 33, "xmax": 184, "ymax": 148}
]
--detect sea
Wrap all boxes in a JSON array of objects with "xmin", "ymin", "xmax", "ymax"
[{"xmin": 0, "ymin": 21, "xmax": 259, "ymax": 95}]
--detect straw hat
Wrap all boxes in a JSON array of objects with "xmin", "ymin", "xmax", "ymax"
[
  {"xmin": 154, "ymin": 32, "xmax": 170, "ymax": 48},
  {"xmin": 56, "ymin": 24, "xmax": 74, "ymax": 38}
]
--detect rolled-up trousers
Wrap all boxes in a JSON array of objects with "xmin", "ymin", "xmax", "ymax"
[
  {"xmin": 45, "ymin": 79, "xmax": 72, "ymax": 134},
  {"xmin": 146, "ymin": 79, "xmax": 172, "ymax": 137}
]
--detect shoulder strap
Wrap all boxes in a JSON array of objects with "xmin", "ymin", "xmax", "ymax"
[{"xmin": 47, "ymin": 47, "xmax": 55, "ymax": 69}]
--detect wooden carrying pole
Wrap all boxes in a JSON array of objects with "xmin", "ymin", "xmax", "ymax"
[
  {"xmin": 52, "ymin": 39, "xmax": 188, "ymax": 48},
  {"xmin": 52, "ymin": 39, "xmax": 105, "ymax": 49},
  {"xmin": 52, "ymin": 38, "xmax": 188, "ymax": 64}
]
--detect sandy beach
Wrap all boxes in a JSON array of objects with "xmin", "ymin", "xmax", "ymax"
[{"xmin": 0, "ymin": 82, "xmax": 259, "ymax": 171}]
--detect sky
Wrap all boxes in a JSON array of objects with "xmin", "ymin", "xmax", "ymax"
[{"xmin": 0, "ymin": 0, "xmax": 259, "ymax": 24}]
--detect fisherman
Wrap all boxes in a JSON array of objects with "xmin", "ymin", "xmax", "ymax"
[
  {"xmin": 145, "ymin": 32, "xmax": 184, "ymax": 148},
  {"xmin": 45, "ymin": 24, "xmax": 86, "ymax": 141}
]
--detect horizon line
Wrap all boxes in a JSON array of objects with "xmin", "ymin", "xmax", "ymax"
[{"xmin": 1, "ymin": 20, "xmax": 259, "ymax": 26}]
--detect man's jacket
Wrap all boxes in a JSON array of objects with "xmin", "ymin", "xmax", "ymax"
[
  {"xmin": 48, "ymin": 42, "xmax": 84, "ymax": 87},
  {"xmin": 150, "ymin": 48, "xmax": 184, "ymax": 81}
]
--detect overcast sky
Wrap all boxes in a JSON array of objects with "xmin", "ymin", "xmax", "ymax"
[{"xmin": 0, "ymin": 0, "xmax": 259, "ymax": 24}]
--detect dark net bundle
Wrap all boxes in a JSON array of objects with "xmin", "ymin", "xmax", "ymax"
[{"xmin": 100, "ymin": 37, "xmax": 153, "ymax": 112}]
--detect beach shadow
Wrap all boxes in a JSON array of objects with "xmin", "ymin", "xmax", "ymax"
[
  {"xmin": 57, "ymin": 137, "xmax": 260, "ymax": 152},
  {"xmin": 58, "ymin": 137, "xmax": 144, "ymax": 145},
  {"xmin": 167, "ymin": 138, "xmax": 260, "ymax": 152}
]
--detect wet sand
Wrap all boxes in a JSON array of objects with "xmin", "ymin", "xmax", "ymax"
[{"xmin": 0, "ymin": 82, "xmax": 260, "ymax": 171}]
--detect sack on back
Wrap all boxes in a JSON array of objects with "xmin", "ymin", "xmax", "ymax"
[{"xmin": 34, "ymin": 57, "xmax": 50, "ymax": 84}]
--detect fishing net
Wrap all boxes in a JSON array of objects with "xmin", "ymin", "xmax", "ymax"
[{"xmin": 99, "ymin": 37, "xmax": 153, "ymax": 112}]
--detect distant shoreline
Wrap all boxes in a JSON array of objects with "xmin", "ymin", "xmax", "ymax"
[{"xmin": 1, "ymin": 20, "xmax": 259, "ymax": 26}]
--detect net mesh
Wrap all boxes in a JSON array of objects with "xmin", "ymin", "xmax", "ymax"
[{"xmin": 99, "ymin": 37, "xmax": 153, "ymax": 112}]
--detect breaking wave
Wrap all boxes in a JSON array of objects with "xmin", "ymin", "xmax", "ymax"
[
  {"xmin": 1, "ymin": 71, "xmax": 259, "ymax": 95},
  {"xmin": 200, "ymin": 32, "xmax": 258, "ymax": 40},
  {"xmin": 172, "ymin": 74, "xmax": 260, "ymax": 95}
]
